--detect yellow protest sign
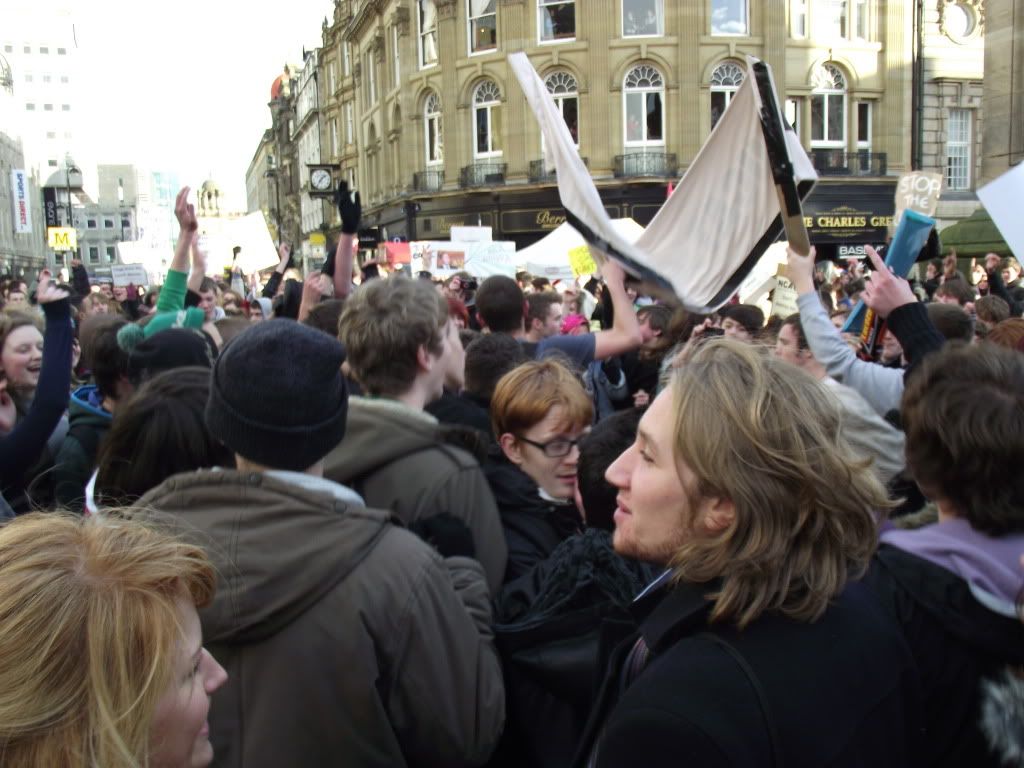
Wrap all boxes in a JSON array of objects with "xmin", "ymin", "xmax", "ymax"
[{"xmin": 568, "ymin": 245, "xmax": 597, "ymax": 277}]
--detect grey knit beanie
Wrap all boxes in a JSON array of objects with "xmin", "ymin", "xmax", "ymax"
[{"xmin": 205, "ymin": 319, "xmax": 348, "ymax": 470}]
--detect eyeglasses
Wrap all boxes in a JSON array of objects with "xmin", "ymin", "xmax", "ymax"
[{"xmin": 516, "ymin": 434, "xmax": 584, "ymax": 458}]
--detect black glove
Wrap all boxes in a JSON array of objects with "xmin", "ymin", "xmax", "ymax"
[
  {"xmin": 335, "ymin": 181, "xmax": 361, "ymax": 235},
  {"xmin": 408, "ymin": 514, "xmax": 475, "ymax": 559}
]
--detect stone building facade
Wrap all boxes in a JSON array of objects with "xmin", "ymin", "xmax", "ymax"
[
  {"xmin": 0, "ymin": 132, "xmax": 46, "ymax": 277},
  {"xmin": 309, "ymin": 0, "xmax": 935, "ymax": 257},
  {"xmin": 919, "ymin": 0, "xmax": 985, "ymax": 227},
  {"xmin": 981, "ymin": 0, "xmax": 1024, "ymax": 184}
]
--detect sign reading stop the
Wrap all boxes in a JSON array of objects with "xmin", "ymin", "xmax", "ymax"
[{"xmin": 894, "ymin": 172, "xmax": 943, "ymax": 229}]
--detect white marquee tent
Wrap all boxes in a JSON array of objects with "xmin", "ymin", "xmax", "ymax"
[{"xmin": 516, "ymin": 218, "xmax": 645, "ymax": 281}]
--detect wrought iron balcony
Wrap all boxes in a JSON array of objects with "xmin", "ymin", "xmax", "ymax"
[
  {"xmin": 811, "ymin": 149, "xmax": 888, "ymax": 177},
  {"xmin": 613, "ymin": 152, "xmax": 679, "ymax": 179},
  {"xmin": 460, "ymin": 162, "xmax": 507, "ymax": 188},
  {"xmin": 413, "ymin": 169, "xmax": 444, "ymax": 192},
  {"xmin": 528, "ymin": 157, "xmax": 589, "ymax": 183}
]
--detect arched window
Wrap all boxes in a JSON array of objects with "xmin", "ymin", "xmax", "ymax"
[
  {"xmin": 623, "ymin": 65, "xmax": 664, "ymax": 147},
  {"xmin": 424, "ymin": 91, "xmax": 443, "ymax": 164},
  {"xmin": 810, "ymin": 63, "xmax": 846, "ymax": 148},
  {"xmin": 710, "ymin": 61, "xmax": 744, "ymax": 130},
  {"xmin": 473, "ymin": 80, "xmax": 502, "ymax": 157},
  {"xmin": 544, "ymin": 71, "xmax": 579, "ymax": 146}
]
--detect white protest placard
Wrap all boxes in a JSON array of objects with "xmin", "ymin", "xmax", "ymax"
[
  {"xmin": 110, "ymin": 263, "xmax": 150, "ymax": 286},
  {"xmin": 893, "ymin": 171, "xmax": 943, "ymax": 230},
  {"xmin": 464, "ymin": 241, "xmax": 516, "ymax": 277},
  {"xmin": 199, "ymin": 213, "xmax": 280, "ymax": 275},
  {"xmin": 450, "ymin": 226, "xmax": 492, "ymax": 242},
  {"xmin": 771, "ymin": 269, "xmax": 800, "ymax": 318},
  {"xmin": 510, "ymin": 52, "xmax": 817, "ymax": 312},
  {"xmin": 978, "ymin": 163, "xmax": 1024, "ymax": 260}
]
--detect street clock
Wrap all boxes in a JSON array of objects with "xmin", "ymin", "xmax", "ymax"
[{"xmin": 307, "ymin": 164, "xmax": 339, "ymax": 198}]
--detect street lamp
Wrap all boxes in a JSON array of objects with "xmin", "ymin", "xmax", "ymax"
[
  {"xmin": 264, "ymin": 155, "xmax": 282, "ymax": 246},
  {"xmin": 64, "ymin": 156, "xmax": 81, "ymax": 263}
]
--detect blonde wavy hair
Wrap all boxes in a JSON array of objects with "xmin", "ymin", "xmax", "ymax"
[
  {"xmin": 668, "ymin": 338, "xmax": 887, "ymax": 628},
  {"xmin": 0, "ymin": 512, "xmax": 215, "ymax": 767}
]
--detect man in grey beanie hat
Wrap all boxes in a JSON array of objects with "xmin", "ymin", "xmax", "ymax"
[
  {"xmin": 206, "ymin": 319, "xmax": 347, "ymax": 471},
  {"xmin": 135, "ymin": 317, "xmax": 505, "ymax": 768}
]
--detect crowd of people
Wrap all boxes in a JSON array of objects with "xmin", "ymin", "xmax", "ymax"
[{"xmin": 0, "ymin": 183, "xmax": 1021, "ymax": 767}]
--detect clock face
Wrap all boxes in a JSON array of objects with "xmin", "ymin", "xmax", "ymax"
[{"xmin": 310, "ymin": 168, "xmax": 332, "ymax": 190}]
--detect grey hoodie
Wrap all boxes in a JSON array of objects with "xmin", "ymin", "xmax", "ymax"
[{"xmin": 324, "ymin": 396, "xmax": 507, "ymax": 596}]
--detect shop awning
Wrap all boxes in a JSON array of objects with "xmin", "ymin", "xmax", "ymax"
[{"xmin": 939, "ymin": 206, "xmax": 1011, "ymax": 258}]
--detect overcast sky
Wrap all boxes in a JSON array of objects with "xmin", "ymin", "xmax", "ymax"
[{"xmin": 75, "ymin": 0, "xmax": 331, "ymax": 209}]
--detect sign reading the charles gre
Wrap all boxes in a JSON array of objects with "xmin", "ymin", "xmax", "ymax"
[
  {"xmin": 802, "ymin": 205, "xmax": 893, "ymax": 241},
  {"xmin": 802, "ymin": 182, "xmax": 897, "ymax": 245}
]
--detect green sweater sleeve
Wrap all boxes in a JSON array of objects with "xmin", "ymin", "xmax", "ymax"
[{"xmin": 157, "ymin": 269, "xmax": 188, "ymax": 312}]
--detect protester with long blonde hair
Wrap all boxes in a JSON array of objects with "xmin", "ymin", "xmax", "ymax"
[
  {"xmin": 577, "ymin": 338, "xmax": 922, "ymax": 766},
  {"xmin": 0, "ymin": 512, "xmax": 227, "ymax": 767}
]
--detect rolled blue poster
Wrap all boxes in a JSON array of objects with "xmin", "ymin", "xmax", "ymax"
[{"xmin": 841, "ymin": 209, "xmax": 935, "ymax": 335}]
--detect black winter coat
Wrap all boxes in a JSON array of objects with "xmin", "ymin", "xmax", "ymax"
[
  {"xmin": 483, "ymin": 452, "xmax": 582, "ymax": 583},
  {"xmin": 576, "ymin": 575, "xmax": 926, "ymax": 768},
  {"xmin": 489, "ymin": 530, "xmax": 656, "ymax": 768},
  {"xmin": 863, "ymin": 544, "xmax": 1024, "ymax": 767}
]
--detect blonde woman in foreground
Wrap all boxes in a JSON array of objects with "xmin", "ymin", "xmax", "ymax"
[{"xmin": 0, "ymin": 512, "xmax": 227, "ymax": 767}]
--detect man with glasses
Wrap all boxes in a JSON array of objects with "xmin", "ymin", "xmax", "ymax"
[{"xmin": 488, "ymin": 358, "xmax": 594, "ymax": 581}]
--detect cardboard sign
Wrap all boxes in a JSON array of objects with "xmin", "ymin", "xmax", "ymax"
[
  {"xmin": 978, "ymin": 162, "xmax": 1024, "ymax": 260},
  {"xmin": 893, "ymin": 172, "xmax": 943, "ymax": 230},
  {"xmin": 450, "ymin": 226, "xmax": 492, "ymax": 242},
  {"xmin": 770, "ymin": 269, "xmax": 800, "ymax": 318},
  {"xmin": 110, "ymin": 263, "xmax": 149, "ymax": 286}
]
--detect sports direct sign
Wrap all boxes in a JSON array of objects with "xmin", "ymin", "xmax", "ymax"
[{"xmin": 10, "ymin": 170, "xmax": 32, "ymax": 234}]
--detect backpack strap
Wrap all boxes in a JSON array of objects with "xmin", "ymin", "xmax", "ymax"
[{"xmin": 699, "ymin": 632, "xmax": 784, "ymax": 768}]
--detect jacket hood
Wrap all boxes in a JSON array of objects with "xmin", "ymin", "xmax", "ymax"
[
  {"xmin": 136, "ymin": 469, "xmax": 389, "ymax": 644},
  {"xmin": 881, "ymin": 518, "xmax": 1024, "ymax": 618},
  {"xmin": 323, "ymin": 396, "xmax": 440, "ymax": 482},
  {"xmin": 874, "ymin": 542, "xmax": 1024, "ymax": 663},
  {"xmin": 69, "ymin": 385, "xmax": 112, "ymax": 425},
  {"xmin": 483, "ymin": 448, "xmax": 550, "ymax": 515}
]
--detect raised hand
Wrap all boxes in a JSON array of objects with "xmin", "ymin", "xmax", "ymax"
[
  {"xmin": 35, "ymin": 272, "xmax": 69, "ymax": 305},
  {"xmin": 862, "ymin": 246, "xmax": 917, "ymax": 319},
  {"xmin": 942, "ymin": 252, "xmax": 958, "ymax": 280},
  {"xmin": 174, "ymin": 187, "xmax": 198, "ymax": 233},
  {"xmin": 787, "ymin": 245, "xmax": 817, "ymax": 294},
  {"xmin": 302, "ymin": 270, "xmax": 325, "ymax": 306},
  {"xmin": 599, "ymin": 257, "xmax": 626, "ymax": 287},
  {"xmin": 335, "ymin": 182, "xmax": 361, "ymax": 235}
]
